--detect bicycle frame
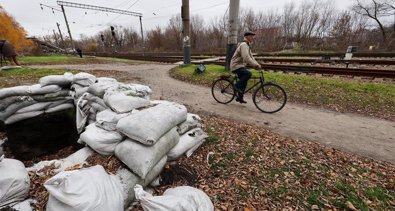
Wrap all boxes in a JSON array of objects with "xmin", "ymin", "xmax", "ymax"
[{"xmin": 234, "ymin": 71, "xmax": 266, "ymax": 94}]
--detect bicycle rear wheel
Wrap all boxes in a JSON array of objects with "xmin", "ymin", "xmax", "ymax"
[
  {"xmin": 253, "ymin": 83, "xmax": 287, "ymax": 113},
  {"xmin": 211, "ymin": 78, "xmax": 235, "ymax": 104}
]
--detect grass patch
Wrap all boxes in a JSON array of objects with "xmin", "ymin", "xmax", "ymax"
[
  {"xmin": 170, "ymin": 64, "xmax": 395, "ymax": 120},
  {"xmin": 0, "ymin": 68, "xmax": 78, "ymax": 88}
]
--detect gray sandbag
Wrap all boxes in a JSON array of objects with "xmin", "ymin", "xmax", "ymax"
[
  {"xmin": 15, "ymin": 102, "xmax": 52, "ymax": 113},
  {"xmin": 115, "ymin": 168, "xmax": 141, "ymax": 209},
  {"xmin": 142, "ymin": 156, "xmax": 167, "ymax": 187},
  {"xmin": 26, "ymin": 147, "xmax": 94, "ymax": 174},
  {"xmin": 0, "ymin": 84, "xmax": 60, "ymax": 99},
  {"xmin": 177, "ymin": 113, "xmax": 202, "ymax": 135},
  {"xmin": 88, "ymin": 79, "xmax": 119, "ymax": 98},
  {"xmin": 39, "ymin": 72, "xmax": 74, "ymax": 86},
  {"xmin": 134, "ymin": 185, "xmax": 214, "ymax": 211},
  {"xmin": 10, "ymin": 199, "xmax": 34, "ymax": 211},
  {"xmin": 115, "ymin": 156, "xmax": 167, "ymax": 208},
  {"xmin": 5, "ymin": 111, "xmax": 44, "ymax": 124},
  {"xmin": 78, "ymin": 123, "xmax": 124, "ymax": 155},
  {"xmin": 118, "ymin": 83, "xmax": 152, "ymax": 100},
  {"xmin": 45, "ymin": 165, "xmax": 124, "ymax": 211},
  {"xmin": 115, "ymin": 128, "xmax": 179, "ymax": 179},
  {"xmin": 0, "ymin": 157, "xmax": 30, "ymax": 208},
  {"xmin": 30, "ymin": 90, "xmax": 71, "ymax": 102},
  {"xmin": 45, "ymin": 103, "xmax": 74, "ymax": 113},
  {"xmin": 116, "ymin": 102, "xmax": 187, "ymax": 145},
  {"xmin": 73, "ymin": 72, "xmax": 96, "ymax": 87},
  {"xmin": 95, "ymin": 109, "xmax": 130, "ymax": 131},
  {"xmin": 90, "ymin": 102, "xmax": 107, "ymax": 113},
  {"xmin": 0, "ymin": 96, "xmax": 20, "ymax": 111},
  {"xmin": 167, "ymin": 128, "xmax": 208, "ymax": 161},
  {"xmin": 0, "ymin": 97, "xmax": 36, "ymax": 121},
  {"xmin": 0, "ymin": 86, "xmax": 29, "ymax": 99},
  {"xmin": 103, "ymin": 90, "xmax": 150, "ymax": 113},
  {"xmin": 76, "ymin": 94, "xmax": 91, "ymax": 133}
]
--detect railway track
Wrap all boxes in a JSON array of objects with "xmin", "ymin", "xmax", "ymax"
[{"xmin": 87, "ymin": 53, "xmax": 395, "ymax": 79}]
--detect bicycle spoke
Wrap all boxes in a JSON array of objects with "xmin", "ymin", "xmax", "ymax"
[
  {"xmin": 253, "ymin": 84, "xmax": 287, "ymax": 113},
  {"xmin": 211, "ymin": 79, "xmax": 235, "ymax": 104}
]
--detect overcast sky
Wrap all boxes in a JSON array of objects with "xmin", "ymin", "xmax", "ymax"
[{"xmin": 0, "ymin": 0, "xmax": 354, "ymax": 38}]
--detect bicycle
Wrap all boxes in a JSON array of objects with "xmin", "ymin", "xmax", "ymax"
[{"xmin": 211, "ymin": 70, "xmax": 287, "ymax": 113}]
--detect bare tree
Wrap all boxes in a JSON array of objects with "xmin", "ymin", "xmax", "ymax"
[{"xmin": 352, "ymin": 0, "xmax": 392, "ymax": 44}]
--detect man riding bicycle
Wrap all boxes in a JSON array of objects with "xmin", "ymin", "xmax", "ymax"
[{"xmin": 230, "ymin": 31, "xmax": 261, "ymax": 104}]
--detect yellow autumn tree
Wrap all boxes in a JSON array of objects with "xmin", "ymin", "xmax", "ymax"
[{"xmin": 0, "ymin": 5, "xmax": 33, "ymax": 51}]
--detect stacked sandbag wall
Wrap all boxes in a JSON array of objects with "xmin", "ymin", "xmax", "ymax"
[{"xmin": 0, "ymin": 72, "xmax": 210, "ymax": 210}]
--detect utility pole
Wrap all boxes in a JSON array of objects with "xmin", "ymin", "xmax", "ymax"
[
  {"xmin": 225, "ymin": 0, "xmax": 240, "ymax": 70},
  {"xmin": 182, "ymin": 0, "xmax": 191, "ymax": 64},
  {"xmin": 56, "ymin": 22, "xmax": 65, "ymax": 47},
  {"xmin": 53, "ymin": 29, "xmax": 59, "ymax": 46},
  {"xmin": 139, "ymin": 16, "xmax": 145, "ymax": 54},
  {"xmin": 60, "ymin": 5, "xmax": 75, "ymax": 51}
]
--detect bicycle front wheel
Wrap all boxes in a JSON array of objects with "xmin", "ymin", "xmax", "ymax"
[
  {"xmin": 253, "ymin": 83, "xmax": 287, "ymax": 113},
  {"xmin": 211, "ymin": 78, "xmax": 235, "ymax": 104}
]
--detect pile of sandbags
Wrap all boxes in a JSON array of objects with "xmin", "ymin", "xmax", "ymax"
[{"xmin": 0, "ymin": 72, "xmax": 212, "ymax": 210}]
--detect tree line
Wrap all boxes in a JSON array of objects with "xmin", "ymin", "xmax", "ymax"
[{"xmin": 2, "ymin": 0, "xmax": 394, "ymax": 54}]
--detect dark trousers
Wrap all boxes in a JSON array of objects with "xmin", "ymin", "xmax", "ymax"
[{"xmin": 234, "ymin": 67, "xmax": 252, "ymax": 97}]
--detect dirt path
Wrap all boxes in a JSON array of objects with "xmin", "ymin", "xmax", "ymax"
[{"xmin": 31, "ymin": 63, "xmax": 395, "ymax": 163}]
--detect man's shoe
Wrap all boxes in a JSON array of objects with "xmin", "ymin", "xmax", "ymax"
[{"xmin": 235, "ymin": 97, "xmax": 247, "ymax": 104}]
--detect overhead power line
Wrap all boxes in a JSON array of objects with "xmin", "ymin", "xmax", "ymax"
[{"xmin": 57, "ymin": 1, "xmax": 142, "ymax": 17}]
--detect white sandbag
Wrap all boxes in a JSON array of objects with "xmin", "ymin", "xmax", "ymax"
[
  {"xmin": 103, "ymin": 91, "xmax": 150, "ymax": 113},
  {"xmin": 39, "ymin": 72, "xmax": 74, "ymax": 86},
  {"xmin": 90, "ymin": 102, "xmax": 107, "ymax": 113},
  {"xmin": 177, "ymin": 113, "xmax": 202, "ymax": 135},
  {"xmin": 72, "ymin": 72, "xmax": 96, "ymax": 87},
  {"xmin": 115, "ymin": 168, "xmax": 141, "ymax": 208},
  {"xmin": 71, "ymin": 84, "xmax": 89, "ymax": 99},
  {"xmin": 10, "ymin": 199, "xmax": 34, "ymax": 211},
  {"xmin": 97, "ymin": 77, "xmax": 118, "ymax": 83},
  {"xmin": 87, "ymin": 109, "xmax": 97, "ymax": 124},
  {"xmin": 0, "ymin": 96, "xmax": 20, "ymax": 111},
  {"xmin": 88, "ymin": 80, "xmax": 119, "ymax": 98},
  {"xmin": 26, "ymin": 147, "xmax": 94, "ymax": 174},
  {"xmin": 78, "ymin": 123, "xmax": 124, "ymax": 155},
  {"xmin": 85, "ymin": 93, "xmax": 107, "ymax": 108},
  {"xmin": 0, "ymin": 84, "xmax": 60, "ymax": 99},
  {"xmin": 62, "ymin": 147, "xmax": 94, "ymax": 167},
  {"xmin": 0, "ymin": 157, "xmax": 30, "ymax": 208},
  {"xmin": 15, "ymin": 102, "xmax": 52, "ymax": 113},
  {"xmin": 5, "ymin": 111, "xmax": 44, "ymax": 124},
  {"xmin": 0, "ymin": 97, "xmax": 36, "ymax": 121},
  {"xmin": 115, "ymin": 128, "xmax": 179, "ymax": 179},
  {"xmin": 142, "ymin": 156, "xmax": 167, "ymax": 187},
  {"xmin": 95, "ymin": 109, "xmax": 130, "ymax": 131},
  {"xmin": 115, "ymin": 155, "xmax": 167, "ymax": 208},
  {"xmin": 0, "ymin": 86, "xmax": 29, "ymax": 99},
  {"xmin": 167, "ymin": 128, "xmax": 208, "ymax": 161},
  {"xmin": 117, "ymin": 102, "xmax": 187, "ymax": 145},
  {"xmin": 134, "ymin": 185, "xmax": 195, "ymax": 211},
  {"xmin": 76, "ymin": 94, "xmax": 90, "ymax": 133},
  {"xmin": 0, "ymin": 139, "xmax": 4, "ymax": 157},
  {"xmin": 27, "ymin": 84, "xmax": 62, "ymax": 95},
  {"xmin": 45, "ymin": 165, "xmax": 124, "ymax": 211},
  {"xmin": 162, "ymin": 186, "xmax": 214, "ymax": 211},
  {"xmin": 45, "ymin": 103, "xmax": 74, "ymax": 113},
  {"xmin": 118, "ymin": 83, "xmax": 152, "ymax": 99},
  {"xmin": 30, "ymin": 90, "xmax": 71, "ymax": 102}
]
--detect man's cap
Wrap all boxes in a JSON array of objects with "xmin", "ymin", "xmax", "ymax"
[{"xmin": 244, "ymin": 31, "xmax": 256, "ymax": 36}]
